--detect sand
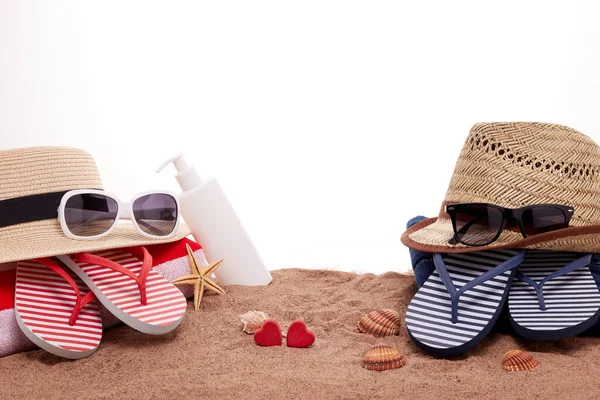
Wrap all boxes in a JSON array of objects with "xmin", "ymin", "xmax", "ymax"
[{"xmin": 2, "ymin": 268, "xmax": 600, "ymax": 399}]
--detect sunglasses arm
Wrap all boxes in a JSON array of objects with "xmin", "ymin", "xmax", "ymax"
[
  {"xmin": 448, "ymin": 214, "xmax": 485, "ymax": 245},
  {"xmin": 63, "ymin": 209, "xmax": 115, "ymax": 234},
  {"xmin": 134, "ymin": 218, "xmax": 168, "ymax": 236}
]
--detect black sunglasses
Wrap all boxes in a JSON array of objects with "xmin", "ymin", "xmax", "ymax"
[{"xmin": 445, "ymin": 203, "xmax": 574, "ymax": 246}]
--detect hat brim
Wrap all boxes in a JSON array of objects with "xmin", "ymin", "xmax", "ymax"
[
  {"xmin": 0, "ymin": 219, "xmax": 191, "ymax": 264},
  {"xmin": 402, "ymin": 217, "xmax": 600, "ymax": 253}
]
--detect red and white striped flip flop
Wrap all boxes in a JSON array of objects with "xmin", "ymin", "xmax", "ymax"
[
  {"xmin": 57, "ymin": 247, "xmax": 187, "ymax": 335},
  {"xmin": 14, "ymin": 258, "xmax": 103, "ymax": 359}
]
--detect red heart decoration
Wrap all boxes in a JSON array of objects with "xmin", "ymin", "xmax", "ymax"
[
  {"xmin": 254, "ymin": 319, "xmax": 282, "ymax": 347},
  {"xmin": 286, "ymin": 320, "xmax": 315, "ymax": 348}
]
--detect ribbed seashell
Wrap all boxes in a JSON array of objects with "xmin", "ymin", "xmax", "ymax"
[
  {"xmin": 239, "ymin": 311, "xmax": 269, "ymax": 334},
  {"xmin": 361, "ymin": 344, "xmax": 405, "ymax": 371},
  {"xmin": 502, "ymin": 350, "xmax": 539, "ymax": 372},
  {"xmin": 357, "ymin": 309, "xmax": 401, "ymax": 337}
]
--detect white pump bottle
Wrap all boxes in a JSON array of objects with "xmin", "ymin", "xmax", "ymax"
[{"xmin": 157, "ymin": 153, "xmax": 272, "ymax": 286}]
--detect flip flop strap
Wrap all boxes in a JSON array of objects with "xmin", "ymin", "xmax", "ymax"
[
  {"xmin": 73, "ymin": 246, "xmax": 153, "ymax": 305},
  {"xmin": 34, "ymin": 258, "xmax": 95, "ymax": 326},
  {"xmin": 433, "ymin": 251, "xmax": 526, "ymax": 324},
  {"xmin": 515, "ymin": 253, "xmax": 592, "ymax": 311}
]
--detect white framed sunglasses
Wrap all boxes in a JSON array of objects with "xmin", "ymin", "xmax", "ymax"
[{"xmin": 58, "ymin": 189, "xmax": 180, "ymax": 240}]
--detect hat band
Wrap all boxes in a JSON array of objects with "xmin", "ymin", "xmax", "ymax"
[{"xmin": 0, "ymin": 191, "xmax": 70, "ymax": 228}]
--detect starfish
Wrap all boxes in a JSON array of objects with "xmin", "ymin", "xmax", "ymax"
[{"xmin": 172, "ymin": 244, "xmax": 226, "ymax": 310}]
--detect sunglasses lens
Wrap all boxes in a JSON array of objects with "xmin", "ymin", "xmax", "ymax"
[
  {"xmin": 64, "ymin": 194, "xmax": 119, "ymax": 237},
  {"xmin": 520, "ymin": 206, "xmax": 568, "ymax": 236},
  {"xmin": 453, "ymin": 205, "xmax": 504, "ymax": 245},
  {"xmin": 132, "ymin": 194, "xmax": 178, "ymax": 236}
]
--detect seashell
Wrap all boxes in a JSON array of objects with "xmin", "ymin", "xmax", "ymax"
[
  {"xmin": 361, "ymin": 344, "xmax": 405, "ymax": 371},
  {"xmin": 239, "ymin": 311, "xmax": 269, "ymax": 334},
  {"xmin": 357, "ymin": 309, "xmax": 401, "ymax": 337},
  {"xmin": 502, "ymin": 350, "xmax": 539, "ymax": 372}
]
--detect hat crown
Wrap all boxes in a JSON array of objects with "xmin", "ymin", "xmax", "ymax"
[
  {"xmin": 445, "ymin": 122, "xmax": 600, "ymax": 226},
  {"xmin": 0, "ymin": 146, "xmax": 103, "ymax": 200}
]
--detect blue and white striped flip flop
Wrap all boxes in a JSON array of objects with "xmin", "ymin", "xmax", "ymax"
[
  {"xmin": 406, "ymin": 249, "xmax": 525, "ymax": 357},
  {"xmin": 508, "ymin": 250, "xmax": 600, "ymax": 340}
]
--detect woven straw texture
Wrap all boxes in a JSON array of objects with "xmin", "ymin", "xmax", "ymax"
[
  {"xmin": 404, "ymin": 122, "xmax": 600, "ymax": 253},
  {"xmin": 0, "ymin": 146, "xmax": 103, "ymax": 200},
  {"xmin": 0, "ymin": 146, "xmax": 189, "ymax": 263}
]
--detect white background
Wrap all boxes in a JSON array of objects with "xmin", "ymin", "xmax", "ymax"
[{"xmin": 1, "ymin": 1, "xmax": 600, "ymax": 274}]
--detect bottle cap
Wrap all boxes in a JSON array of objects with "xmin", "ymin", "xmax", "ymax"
[{"xmin": 157, "ymin": 153, "xmax": 202, "ymax": 191}]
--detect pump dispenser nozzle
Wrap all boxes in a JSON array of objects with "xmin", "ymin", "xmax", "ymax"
[{"xmin": 157, "ymin": 153, "xmax": 202, "ymax": 191}]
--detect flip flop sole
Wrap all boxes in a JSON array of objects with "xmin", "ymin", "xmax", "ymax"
[
  {"xmin": 14, "ymin": 260, "xmax": 102, "ymax": 359},
  {"xmin": 58, "ymin": 249, "xmax": 187, "ymax": 335},
  {"xmin": 406, "ymin": 249, "xmax": 520, "ymax": 357},
  {"xmin": 509, "ymin": 251, "xmax": 600, "ymax": 340}
]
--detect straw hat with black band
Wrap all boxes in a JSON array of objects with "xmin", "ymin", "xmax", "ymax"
[
  {"xmin": 402, "ymin": 122, "xmax": 600, "ymax": 253},
  {"xmin": 0, "ymin": 146, "xmax": 190, "ymax": 264}
]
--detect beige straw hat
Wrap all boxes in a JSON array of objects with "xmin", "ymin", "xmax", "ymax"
[
  {"xmin": 0, "ymin": 146, "xmax": 190, "ymax": 264},
  {"xmin": 402, "ymin": 122, "xmax": 600, "ymax": 253}
]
